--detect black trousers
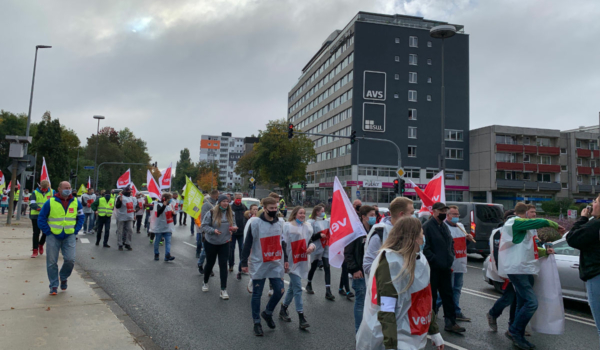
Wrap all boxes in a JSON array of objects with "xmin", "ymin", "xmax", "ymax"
[
  {"xmin": 135, "ymin": 215, "xmax": 143, "ymax": 232},
  {"xmin": 308, "ymin": 257, "xmax": 331, "ymax": 286},
  {"xmin": 32, "ymin": 219, "xmax": 46, "ymax": 249},
  {"xmin": 179, "ymin": 212, "xmax": 187, "ymax": 225},
  {"xmin": 228, "ymin": 235, "xmax": 243, "ymax": 271},
  {"xmin": 96, "ymin": 216, "xmax": 111, "ymax": 246},
  {"xmin": 339, "ymin": 261, "xmax": 350, "ymax": 292},
  {"xmin": 430, "ymin": 268, "xmax": 456, "ymax": 325},
  {"xmin": 203, "ymin": 241, "xmax": 230, "ymax": 289}
]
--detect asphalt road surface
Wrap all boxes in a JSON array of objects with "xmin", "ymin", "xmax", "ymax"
[{"xmin": 75, "ymin": 218, "xmax": 598, "ymax": 350}]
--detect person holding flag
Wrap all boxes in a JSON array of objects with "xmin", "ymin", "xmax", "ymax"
[
  {"xmin": 28, "ymin": 180, "xmax": 53, "ymax": 258},
  {"xmin": 81, "ymin": 188, "xmax": 97, "ymax": 234},
  {"xmin": 149, "ymin": 192, "xmax": 176, "ymax": 262},
  {"xmin": 115, "ymin": 185, "xmax": 137, "ymax": 251},
  {"xmin": 305, "ymin": 205, "xmax": 335, "ymax": 301}
]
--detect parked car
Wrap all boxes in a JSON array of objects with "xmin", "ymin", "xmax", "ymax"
[{"xmin": 482, "ymin": 236, "xmax": 587, "ymax": 302}]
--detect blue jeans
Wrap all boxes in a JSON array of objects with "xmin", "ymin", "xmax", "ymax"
[
  {"xmin": 153, "ymin": 232, "xmax": 172, "ymax": 256},
  {"xmin": 46, "ymin": 234, "xmax": 76, "ymax": 289},
  {"xmin": 283, "ymin": 273, "xmax": 303, "ymax": 312},
  {"xmin": 84, "ymin": 213, "xmax": 95, "ymax": 232},
  {"xmin": 436, "ymin": 272, "xmax": 464, "ymax": 315},
  {"xmin": 508, "ymin": 274, "xmax": 537, "ymax": 338},
  {"xmin": 352, "ymin": 277, "xmax": 366, "ymax": 333},
  {"xmin": 586, "ymin": 273, "xmax": 600, "ymax": 345},
  {"xmin": 251, "ymin": 278, "xmax": 285, "ymax": 324},
  {"xmin": 489, "ymin": 281, "xmax": 517, "ymax": 325},
  {"xmin": 197, "ymin": 238, "xmax": 206, "ymax": 266}
]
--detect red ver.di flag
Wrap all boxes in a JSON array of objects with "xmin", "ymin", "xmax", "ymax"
[
  {"xmin": 40, "ymin": 157, "xmax": 51, "ymax": 188},
  {"xmin": 260, "ymin": 235, "xmax": 282, "ymax": 262},
  {"xmin": 159, "ymin": 162, "xmax": 173, "ymax": 190},
  {"xmin": 408, "ymin": 170, "xmax": 445, "ymax": 214},
  {"xmin": 146, "ymin": 170, "xmax": 162, "ymax": 199},
  {"xmin": 116, "ymin": 169, "xmax": 131, "ymax": 188},
  {"xmin": 291, "ymin": 239, "xmax": 308, "ymax": 264},
  {"xmin": 328, "ymin": 176, "xmax": 367, "ymax": 268}
]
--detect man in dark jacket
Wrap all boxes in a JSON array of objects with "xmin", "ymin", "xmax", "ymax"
[
  {"xmin": 230, "ymin": 193, "xmax": 248, "ymax": 277},
  {"xmin": 423, "ymin": 202, "xmax": 465, "ymax": 334}
]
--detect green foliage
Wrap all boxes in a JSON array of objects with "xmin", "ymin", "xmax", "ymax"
[
  {"xmin": 173, "ymin": 148, "xmax": 198, "ymax": 191},
  {"xmin": 197, "ymin": 160, "xmax": 222, "ymax": 190},
  {"xmin": 540, "ymin": 198, "xmax": 573, "ymax": 216},
  {"xmin": 0, "ymin": 110, "xmax": 29, "ymax": 171},
  {"xmin": 30, "ymin": 112, "xmax": 71, "ymax": 182}
]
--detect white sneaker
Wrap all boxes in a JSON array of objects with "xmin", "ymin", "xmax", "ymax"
[
  {"xmin": 268, "ymin": 289, "xmax": 274, "ymax": 296},
  {"xmin": 220, "ymin": 290, "xmax": 229, "ymax": 300},
  {"xmin": 202, "ymin": 283, "xmax": 209, "ymax": 292},
  {"xmin": 247, "ymin": 280, "xmax": 253, "ymax": 294}
]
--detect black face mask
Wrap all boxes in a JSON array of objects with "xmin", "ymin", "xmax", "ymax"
[
  {"xmin": 266, "ymin": 210, "xmax": 278, "ymax": 218},
  {"xmin": 438, "ymin": 213, "xmax": 447, "ymax": 221},
  {"xmin": 355, "ymin": 205, "xmax": 361, "ymax": 211}
]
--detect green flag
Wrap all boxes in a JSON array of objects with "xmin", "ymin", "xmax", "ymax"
[
  {"xmin": 183, "ymin": 177, "xmax": 204, "ymax": 219},
  {"xmin": 77, "ymin": 184, "xmax": 87, "ymax": 196}
]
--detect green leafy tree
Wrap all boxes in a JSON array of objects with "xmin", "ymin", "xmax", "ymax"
[
  {"xmin": 0, "ymin": 110, "xmax": 32, "ymax": 172},
  {"xmin": 252, "ymin": 119, "xmax": 315, "ymax": 203},
  {"xmin": 30, "ymin": 112, "xmax": 71, "ymax": 184},
  {"xmin": 173, "ymin": 148, "xmax": 197, "ymax": 191}
]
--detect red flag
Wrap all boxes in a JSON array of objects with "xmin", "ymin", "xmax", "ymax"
[
  {"xmin": 40, "ymin": 157, "xmax": 51, "ymax": 187},
  {"xmin": 131, "ymin": 183, "xmax": 138, "ymax": 196},
  {"xmin": 146, "ymin": 170, "xmax": 161, "ymax": 199},
  {"xmin": 408, "ymin": 170, "xmax": 446, "ymax": 214},
  {"xmin": 158, "ymin": 162, "xmax": 172, "ymax": 190},
  {"xmin": 116, "ymin": 169, "xmax": 131, "ymax": 188},
  {"xmin": 328, "ymin": 176, "xmax": 367, "ymax": 268},
  {"xmin": 7, "ymin": 180, "xmax": 20, "ymax": 192},
  {"xmin": 87, "ymin": 176, "xmax": 91, "ymax": 189}
]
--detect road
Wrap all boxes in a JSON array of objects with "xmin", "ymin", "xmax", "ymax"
[{"xmin": 74, "ymin": 218, "xmax": 598, "ymax": 350}]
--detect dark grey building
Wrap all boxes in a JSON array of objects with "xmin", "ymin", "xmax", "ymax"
[{"xmin": 287, "ymin": 12, "xmax": 470, "ymax": 204}]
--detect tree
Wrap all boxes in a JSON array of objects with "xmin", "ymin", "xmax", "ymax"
[
  {"xmin": 0, "ymin": 110, "xmax": 31, "ymax": 172},
  {"xmin": 30, "ymin": 112, "xmax": 71, "ymax": 183},
  {"xmin": 197, "ymin": 172, "xmax": 218, "ymax": 192},
  {"xmin": 197, "ymin": 160, "xmax": 223, "ymax": 189},
  {"xmin": 251, "ymin": 119, "xmax": 315, "ymax": 203},
  {"xmin": 173, "ymin": 148, "xmax": 197, "ymax": 191}
]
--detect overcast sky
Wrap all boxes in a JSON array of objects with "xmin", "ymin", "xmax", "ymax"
[{"xmin": 1, "ymin": 0, "xmax": 599, "ymax": 169}]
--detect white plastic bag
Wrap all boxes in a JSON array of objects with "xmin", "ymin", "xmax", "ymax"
[{"xmin": 530, "ymin": 255, "xmax": 565, "ymax": 335}]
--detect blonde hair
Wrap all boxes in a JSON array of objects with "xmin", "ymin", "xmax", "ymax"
[
  {"xmin": 380, "ymin": 217, "xmax": 423, "ymax": 293},
  {"xmin": 389, "ymin": 197, "xmax": 413, "ymax": 218},
  {"xmin": 310, "ymin": 205, "xmax": 325, "ymax": 220},
  {"xmin": 288, "ymin": 206, "xmax": 305, "ymax": 222},
  {"xmin": 40, "ymin": 180, "xmax": 50, "ymax": 188},
  {"xmin": 211, "ymin": 202, "xmax": 234, "ymax": 226}
]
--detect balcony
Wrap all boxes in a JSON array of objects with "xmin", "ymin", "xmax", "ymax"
[
  {"xmin": 578, "ymin": 166, "xmax": 592, "ymax": 175},
  {"xmin": 524, "ymin": 145, "xmax": 538, "ymax": 154},
  {"xmin": 594, "ymin": 167, "xmax": 600, "ymax": 175},
  {"xmin": 524, "ymin": 163, "xmax": 537, "ymax": 172},
  {"xmin": 538, "ymin": 182, "xmax": 561, "ymax": 191},
  {"xmin": 578, "ymin": 184, "xmax": 593, "ymax": 193},
  {"xmin": 577, "ymin": 148, "xmax": 592, "ymax": 158},
  {"xmin": 595, "ymin": 185, "xmax": 600, "ymax": 193},
  {"xmin": 496, "ymin": 144, "xmax": 524, "ymax": 153},
  {"xmin": 497, "ymin": 162, "xmax": 523, "ymax": 171},
  {"xmin": 537, "ymin": 146, "xmax": 560, "ymax": 156},
  {"xmin": 594, "ymin": 150, "xmax": 600, "ymax": 158},
  {"xmin": 524, "ymin": 182, "xmax": 539, "ymax": 190},
  {"xmin": 497, "ymin": 179, "xmax": 524, "ymax": 189},
  {"xmin": 538, "ymin": 164, "xmax": 561, "ymax": 173}
]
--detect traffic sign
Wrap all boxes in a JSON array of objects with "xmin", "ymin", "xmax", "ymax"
[
  {"xmin": 249, "ymin": 177, "xmax": 255, "ymax": 183},
  {"xmin": 396, "ymin": 168, "xmax": 405, "ymax": 177},
  {"xmin": 356, "ymin": 190, "xmax": 361, "ymax": 197},
  {"xmin": 84, "ymin": 166, "xmax": 95, "ymax": 170}
]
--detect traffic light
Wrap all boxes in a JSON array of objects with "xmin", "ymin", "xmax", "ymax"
[
  {"xmin": 393, "ymin": 179, "xmax": 399, "ymax": 194},
  {"xmin": 248, "ymin": 183, "xmax": 253, "ymax": 190},
  {"xmin": 302, "ymin": 182, "xmax": 307, "ymax": 190},
  {"xmin": 69, "ymin": 169, "xmax": 77, "ymax": 180},
  {"xmin": 398, "ymin": 178, "xmax": 406, "ymax": 195},
  {"xmin": 288, "ymin": 124, "xmax": 294, "ymax": 139},
  {"xmin": 350, "ymin": 130, "xmax": 356, "ymax": 144}
]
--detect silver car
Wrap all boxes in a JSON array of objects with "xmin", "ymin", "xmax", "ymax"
[{"xmin": 482, "ymin": 237, "xmax": 587, "ymax": 302}]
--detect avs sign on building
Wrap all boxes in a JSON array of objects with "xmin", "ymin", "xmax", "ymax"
[{"xmin": 362, "ymin": 71, "xmax": 386, "ymax": 133}]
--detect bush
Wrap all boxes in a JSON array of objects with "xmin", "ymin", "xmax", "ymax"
[{"xmin": 540, "ymin": 198, "xmax": 573, "ymax": 216}]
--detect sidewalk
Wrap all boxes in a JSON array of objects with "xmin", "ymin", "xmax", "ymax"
[{"xmin": 0, "ymin": 219, "xmax": 146, "ymax": 350}]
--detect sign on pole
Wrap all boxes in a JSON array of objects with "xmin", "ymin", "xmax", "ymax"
[
  {"xmin": 396, "ymin": 168, "xmax": 405, "ymax": 177},
  {"xmin": 84, "ymin": 166, "xmax": 95, "ymax": 170},
  {"xmin": 249, "ymin": 177, "xmax": 255, "ymax": 183}
]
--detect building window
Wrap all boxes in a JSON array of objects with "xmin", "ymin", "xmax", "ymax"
[
  {"xmin": 577, "ymin": 175, "xmax": 583, "ymax": 184},
  {"xmin": 505, "ymin": 172, "xmax": 515, "ymax": 180},
  {"xmin": 395, "ymin": 56, "xmax": 400, "ymax": 62},
  {"xmin": 394, "ymin": 74, "xmax": 399, "ymax": 80},
  {"xmin": 409, "ymin": 36, "xmax": 418, "ymax": 47},
  {"xmin": 207, "ymin": 143, "xmax": 211, "ymax": 146},
  {"xmin": 560, "ymin": 148, "xmax": 567, "ymax": 154},
  {"xmin": 523, "ymin": 173, "xmax": 531, "ymax": 180},
  {"xmin": 537, "ymin": 137, "xmax": 551, "ymax": 147},
  {"xmin": 590, "ymin": 140, "xmax": 598, "ymax": 150},
  {"xmin": 523, "ymin": 137, "xmax": 530, "ymax": 145},
  {"xmin": 561, "ymin": 183, "xmax": 568, "ymax": 189},
  {"xmin": 426, "ymin": 169, "xmax": 438, "ymax": 179},
  {"xmin": 395, "ymin": 38, "xmax": 400, "ymax": 44},
  {"xmin": 561, "ymin": 165, "xmax": 568, "ymax": 171},
  {"xmin": 496, "ymin": 153, "xmax": 517, "ymax": 163},
  {"xmin": 409, "ymin": 54, "xmax": 418, "ymax": 65},
  {"xmin": 427, "ymin": 77, "xmax": 432, "ymax": 83},
  {"xmin": 446, "ymin": 191, "xmax": 463, "ymax": 202},
  {"xmin": 408, "ymin": 126, "xmax": 417, "ymax": 139},
  {"xmin": 524, "ymin": 154, "xmax": 531, "ymax": 163},
  {"xmin": 577, "ymin": 158, "xmax": 583, "ymax": 166},
  {"xmin": 445, "ymin": 170, "xmax": 463, "ymax": 181},
  {"xmin": 394, "ymin": 93, "xmax": 399, "ymax": 99},
  {"xmin": 540, "ymin": 156, "xmax": 552, "ymax": 165},
  {"xmin": 576, "ymin": 140, "xmax": 582, "ymax": 148},
  {"xmin": 427, "ymin": 41, "xmax": 432, "ymax": 47},
  {"xmin": 592, "ymin": 160, "xmax": 597, "ymax": 168},
  {"xmin": 496, "ymin": 135, "xmax": 517, "ymax": 145},
  {"xmin": 427, "ymin": 95, "xmax": 432, "ymax": 101},
  {"xmin": 446, "ymin": 148, "xmax": 464, "ymax": 160},
  {"xmin": 427, "ymin": 59, "xmax": 432, "ymax": 65},
  {"xmin": 538, "ymin": 173, "xmax": 552, "ymax": 183},
  {"xmin": 409, "ymin": 72, "xmax": 417, "ymax": 83},
  {"xmin": 445, "ymin": 129, "xmax": 463, "ymax": 141},
  {"xmin": 408, "ymin": 90, "xmax": 417, "ymax": 102},
  {"xmin": 408, "ymin": 109, "xmax": 417, "ymax": 120},
  {"xmin": 408, "ymin": 146, "xmax": 417, "ymax": 158},
  {"xmin": 404, "ymin": 168, "xmax": 420, "ymax": 179}
]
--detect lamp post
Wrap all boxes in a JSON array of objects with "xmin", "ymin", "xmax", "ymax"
[
  {"xmin": 93, "ymin": 115, "xmax": 105, "ymax": 190},
  {"xmin": 16, "ymin": 45, "xmax": 51, "ymax": 221},
  {"xmin": 430, "ymin": 25, "xmax": 456, "ymax": 182}
]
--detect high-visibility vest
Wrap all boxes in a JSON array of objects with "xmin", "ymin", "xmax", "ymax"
[
  {"xmin": 279, "ymin": 199, "xmax": 286, "ymax": 210},
  {"xmin": 15, "ymin": 190, "xmax": 20, "ymax": 200},
  {"xmin": 98, "ymin": 197, "xmax": 115, "ymax": 217},
  {"xmin": 48, "ymin": 199, "xmax": 78, "ymax": 235},
  {"xmin": 31, "ymin": 189, "xmax": 54, "ymax": 216}
]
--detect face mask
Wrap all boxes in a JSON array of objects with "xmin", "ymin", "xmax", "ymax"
[
  {"xmin": 438, "ymin": 213, "xmax": 447, "ymax": 221},
  {"xmin": 61, "ymin": 189, "xmax": 72, "ymax": 197},
  {"xmin": 420, "ymin": 236, "xmax": 426, "ymax": 252},
  {"xmin": 220, "ymin": 206, "xmax": 227, "ymax": 211},
  {"xmin": 318, "ymin": 212, "xmax": 326, "ymax": 218},
  {"xmin": 295, "ymin": 219, "xmax": 303, "ymax": 225},
  {"xmin": 355, "ymin": 205, "xmax": 361, "ymax": 211},
  {"xmin": 266, "ymin": 210, "xmax": 278, "ymax": 218},
  {"xmin": 234, "ymin": 199, "xmax": 242, "ymax": 205},
  {"xmin": 368, "ymin": 217, "xmax": 376, "ymax": 225},
  {"xmin": 451, "ymin": 217, "xmax": 459, "ymax": 224}
]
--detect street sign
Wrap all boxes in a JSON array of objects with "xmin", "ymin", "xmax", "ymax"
[
  {"xmin": 249, "ymin": 177, "xmax": 255, "ymax": 183},
  {"xmin": 567, "ymin": 210, "xmax": 577, "ymax": 219},
  {"xmin": 356, "ymin": 190, "xmax": 361, "ymax": 198},
  {"xmin": 7, "ymin": 162, "xmax": 27, "ymax": 175},
  {"xmin": 248, "ymin": 170, "xmax": 253, "ymax": 174},
  {"xmin": 396, "ymin": 168, "xmax": 405, "ymax": 177},
  {"xmin": 84, "ymin": 166, "xmax": 95, "ymax": 170}
]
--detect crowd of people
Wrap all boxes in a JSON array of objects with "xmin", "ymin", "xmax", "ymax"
[{"xmin": 7, "ymin": 177, "xmax": 600, "ymax": 349}]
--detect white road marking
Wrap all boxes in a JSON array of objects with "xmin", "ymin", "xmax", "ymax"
[
  {"xmin": 466, "ymin": 265, "xmax": 481, "ymax": 269},
  {"xmin": 79, "ymin": 238, "xmax": 90, "ymax": 243},
  {"xmin": 427, "ymin": 335, "xmax": 468, "ymax": 350},
  {"xmin": 183, "ymin": 242, "xmax": 197, "ymax": 248},
  {"xmin": 462, "ymin": 288, "xmax": 597, "ymax": 327}
]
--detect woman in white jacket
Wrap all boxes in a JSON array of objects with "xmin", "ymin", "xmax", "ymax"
[
  {"xmin": 279, "ymin": 206, "xmax": 315, "ymax": 330},
  {"xmin": 356, "ymin": 216, "xmax": 444, "ymax": 350}
]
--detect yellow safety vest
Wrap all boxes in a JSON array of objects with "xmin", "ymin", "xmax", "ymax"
[
  {"xmin": 48, "ymin": 199, "xmax": 78, "ymax": 235},
  {"xmin": 98, "ymin": 197, "xmax": 115, "ymax": 217},
  {"xmin": 15, "ymin": 190, "xmax": 20, "ymax": 200},
  {"xmin": 31, "ymin": 189, "xmax": 54, "ymax": 216}
]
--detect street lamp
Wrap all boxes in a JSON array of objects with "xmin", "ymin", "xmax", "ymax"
[
  {"xmin": 430, "ymin": 25, "xmax": 456, "ymax": 181},
  {"xmin": 93, "ymin": 115, "xmax": 105, "ymax": 190},
  {"xmin": 16, "ymin": 44, "xmax": 51, "ymax": 221}
]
